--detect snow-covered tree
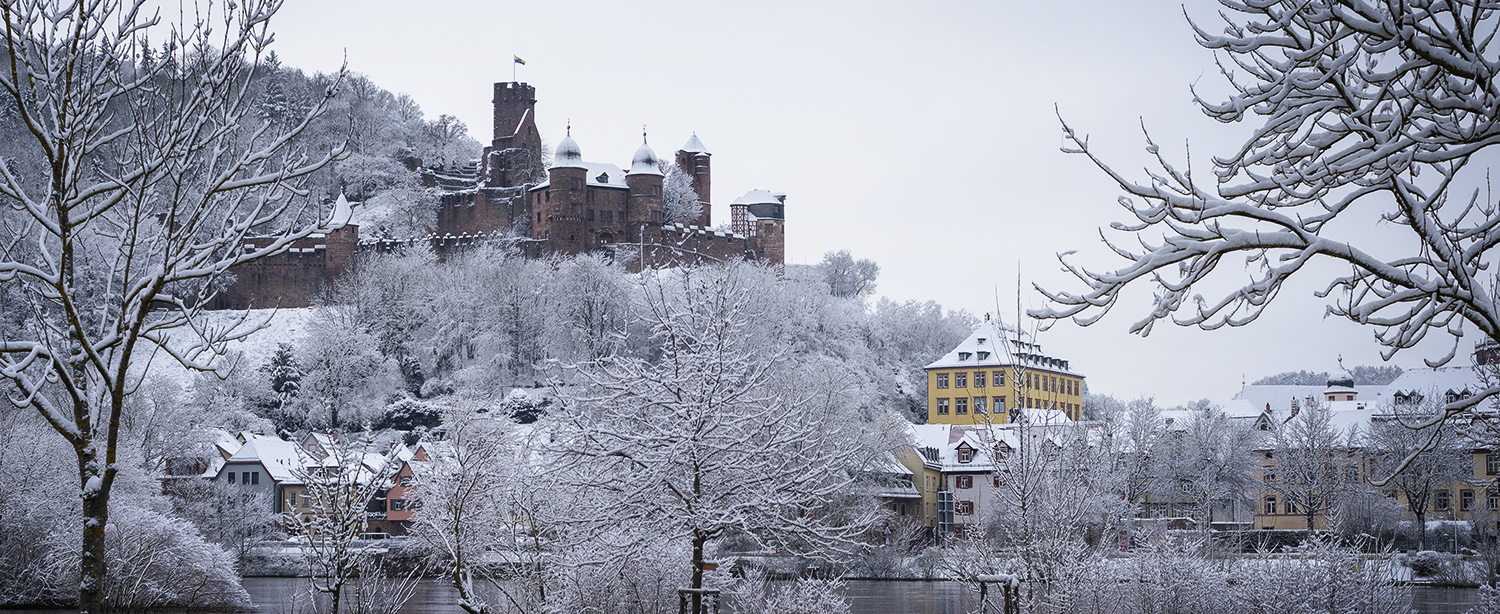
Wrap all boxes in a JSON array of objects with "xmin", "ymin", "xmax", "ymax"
[
  {"xmin": 298, "ymin": 312, "xmax": 390, "ymax": 429},
  {"xmin": 661, "ymin": 163, "xmax": 702, "ymax": 225},
  {"xmin": 1264, "ymin": 400, "xmax": 1358, "ymax": 531},
  {"xmin": 1156, "ymin": 405, "xmax": 1256, "ymax": 535},
  {"xmin": 0, "ymin": 1, "xmax": 347, "ymax": 611},
  {"xmin": 1368, "ymin": 394, "xmax": 1474, "ymax": 550},
  {"xmin": 819, "ymin": 250, "xmax": 880, "ymax": 298},
  {"xmin": 554, "ymin": 262, "xmax": 881, "ymax": 613},
  {"xmin": 1037, "ymin": 0, "xmax": 1500, "ymax": 425},
  {"xmin": 285, "ymin": 435, "xmax": 399, "ymax": 614}
]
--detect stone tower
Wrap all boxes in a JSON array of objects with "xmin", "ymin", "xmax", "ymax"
[
  {"xmin": 675, "ymin": 133, "xmax": 711, "ymax": 227},
  {"xmin": 487, "ymin": 82, "xmax": 541, "ymax": 188},
  {"xmin": 627, "ymin": 138, "xmax": 665, "ymax": 245},
  {"xmin": 730, "ymin": 189, "xmax": 786, "ymax": 267},
  {"xmin": 542, "ymin": 129, "xmax": 589, "ymax": 254}
]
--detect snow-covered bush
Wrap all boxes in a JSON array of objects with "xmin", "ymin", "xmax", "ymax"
[
  {"xmin": 729, "ymin": 569, "xmax": 851, "ymax": 614},
  {"xmin": 1410, "ymin": 551, "xmax": 1445, "ymax": 577},
  {"xmin": 1232, "ymin": 542, "xmax": 1410, "ymax": 614},
  {"xmin": 376, "ymin": 398, "xmax": 442, "ymax": 431}
]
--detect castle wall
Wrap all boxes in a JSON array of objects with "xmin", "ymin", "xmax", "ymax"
[
  {"xmin": 208, "ymin": 225, "xmax": 359, "ymax": 310},
  {"xmin": 436, "ymin": 187, "xmax": 527, "ymax": 237}
]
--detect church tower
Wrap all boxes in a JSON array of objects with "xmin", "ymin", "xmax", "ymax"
[{"xmin": 675, "ymin": 133, "xmax": 711, "ymax": 227}]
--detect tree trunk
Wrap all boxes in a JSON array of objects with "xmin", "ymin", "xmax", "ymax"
[
  {"xmin": 1417, "ymin": 511, "xmax": 1427, "ymax": 551},
  {"xmin": 690, "ymin": 532, "xmax": 707, "ymax": 614},
  {"xmin": 78, "ymin": 475, "xmax": 111, "ymax": 614}
]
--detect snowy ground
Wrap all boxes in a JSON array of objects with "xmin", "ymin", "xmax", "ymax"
[{"xmin": 143, "ymin": 307, "xmax": 318, "ymax": 391}]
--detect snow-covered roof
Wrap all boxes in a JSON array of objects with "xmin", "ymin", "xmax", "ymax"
[
  {"xmin": 680, "ymin": 133, "xmax": 709, "ymax": 154},
  {"xmin": 323, "ymin": 193, "xmax": 353, "ymax": 231},
  {"xmin": 628, "ymin": 141, "xmax": 663, "ymax": 176},
  {"xmin": 1232, "ymin": 384, "xmax": 1383, "ymax": 414},
  {"xmin": 223, "ymin": 437, "xmax": 305, "ymax": 484},
  {"xmin": 553, "ymin": 134, "xmax": 584, "ymax": 169},
  {"xmin": 731, "ymin": 189, "xmax": 783, "ymax": 206},
  {"xmin": 531, "ymin": 162, "xmax": 629, "ymax": 190},
  {"xmin": 1368, "ymin": 367, "xmax": 1484, "ymax": 408},
  {"xmin": 906, "ymin": 421, "xmax": 1085, "ymax": 473},
  {"xmin": 924, "ymin": 320, "xmax": 1075, "ymax": 374}
]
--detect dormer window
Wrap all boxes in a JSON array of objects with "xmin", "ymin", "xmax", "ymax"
[
  {"xmin": 977, "ymin": 338, "xmax": 986, "ymax": 345},
  {"xmin": 958, "ymin": 352, "xmax": 972, "ymax": 361},
  {"xmin": 597, "ymin": 172, "xmax": 609, "ymax": 183},
  {"xmin": 957, "ymin": 445, "xmax": 974, "ymax": 464},
  {"xmin": 977, "ymin": 351, "xmax": 990, "ymax": 360}
]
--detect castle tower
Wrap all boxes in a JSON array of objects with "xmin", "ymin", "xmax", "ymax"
[
  {"xmin": 675, "ymin": 133, "xmax": 711, "ymax": 227},
  {"xmin": 487, "ymin": 82, "xmax": 541, "ymax": 188},
  {"xmin": 542, "ymin": 128, "xmax": 589, "ymax": 254},
  {"xmin": 730, "ymin": 189, "xmax": 786, "ymax": 267},
  {"xmin": 626, "ymin": 137, "xmax": 665, "ymax": 247}
]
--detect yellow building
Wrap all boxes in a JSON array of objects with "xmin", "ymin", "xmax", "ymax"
[{"xmin": 925, "ymin": 318, "xmax": 1085, "ymax": 424}]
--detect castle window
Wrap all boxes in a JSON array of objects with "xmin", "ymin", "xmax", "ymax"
[
  {"xmin": 652, "ymin": 185, "xmax": 661, "ymax": 196},
  {"xmin": 605, "ymin": 211, "xmax": 614, "ymax": 223},
  {"xmin": 937, "ymin": 399, "xmax": 949, "ymax": 415},
  {"xmin": 651, "ymin": 211, "xmax": 660, "ymax": 222},
  {"xmin": 587, "ymin": 189, "xmax": 595, "ymax": 202},
  {"xmin": 587, "ymin": 209, "xmax": 595, "ymax": 221},
  {"xmin": 545, "ymin": 191, "xmax": 550, "ymax": 202},
  {"xmin": 571, "ymin": 179, "xmax": 582, "ymax": 190},
  {"xmin": 596, "ymin": 173, "xmax": 609, "ymax": 183}
]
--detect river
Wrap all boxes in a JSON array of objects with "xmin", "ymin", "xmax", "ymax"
[{"xmin": 239, "ymin": 577, "xmax": 1482, "ymax": 613}]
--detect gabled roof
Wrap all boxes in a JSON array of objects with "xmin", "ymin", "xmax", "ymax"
[
  {"xmin": 223, "ymin": 437, "xmax": 305, "ymax": 484},
  {"xmin": 924, "ymin": 320, "xmax": 1076, "ymax": 374}
]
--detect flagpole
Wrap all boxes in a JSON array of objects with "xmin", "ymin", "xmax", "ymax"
[{"xmin": 512, "ymin": 55, "xmax": 516, "ymax": 83}]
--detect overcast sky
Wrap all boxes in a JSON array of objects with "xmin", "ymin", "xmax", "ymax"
[{"xmin": 262, "ymin": 1, "xmax": 1471, "ymax": 406}]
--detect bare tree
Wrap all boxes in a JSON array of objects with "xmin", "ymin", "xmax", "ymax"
[
  {"xmin": 1157, "ymin": 405, "xmax": 1256, "ymax": 535},
  {"xmin": 284, "ymin": 436, "xmax": 398, "ymax": 614},
  {"xmin": 1038, "ymin": 0, "xmax": 1500, "ymax": 423},
  {"xmin": 0, "ymin": 1, "xmax": 345, "ymax": 612},
  {"xmin": 1368, "ymin": 394, "xmax": 1474, "ymax": 550},
  {"xmin": 554, "ymin": 262, "xmax": 881, "ymax": 614},
  {"xmin": 819, "ymin": 250, "xmax": 880, "ymax": 298},
  {"xmin": 1263, "ymin": 400, "xmax": 1358, "ymax": 531}
]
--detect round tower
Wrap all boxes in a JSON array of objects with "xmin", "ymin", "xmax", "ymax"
[
  {"xmin": 544, "ymin": 128, "xmax": 589, "ymax": 254},
  {"xmin": 626, "ymin": 137, "xmax": 665, "ymax": 246},
  {"xmin": 675, "ymin": 133, "xmax": 711, "ymax": 227}
]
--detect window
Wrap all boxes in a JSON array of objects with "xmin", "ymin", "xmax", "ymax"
[
  {"xmin": 390, "ymin": 499, "xmax": 406, "ymax": 511},
  {"xmin": 251, "ymin": 472, "xmax": 259, "ymax": 485},
  {"xmin": 956, "ymin": 373, "xmax": 967, "ymax": 388},
  {"xmin": 228, "ymin": 471, "xmax": 236, "ymax": 484},
  {"xmin": 651, "ymin": 211, "xmax": 660, "ymax": 222},
  {"xmin": 242, "ymin": 471, "xmax": 251, "ymax": 484},
  {"xmin": 605, "ymin": 210, "xmax": 614, "ymax": 222},
  {"xmin": 995, "ymin": 371, "xmax": 1005, "ymax": 386},
  {"xmin": 958, "ymin": 447, "xmax": 974, "ymax": 463},
  {"xmin": 956, "ymin": 501, "xmax": 974, "ymax": 515},
  {"xmin": 937, "ymin": 399, "xmax": 950, "ymax": 415},
  {"xmin": 1264, "ymin": 497, "xmax": 1276, "ymax": 515},
  {"xmin": 936, "ymin": 374, "xmax": 949, "ymax": 389},
  {"xmin": 975, "ymin": 372, "xmax": 986, "ymax": 387},
  {"xmin": 1463, "ymin": 490, "xmax": 1475, "ymax": 511},
  {"xmin": 958, "ymin": 352, "xmax": 972, "ymax": 361},
  {"xmin": 1264, "ymin": 472, "xmax": 1275, "ymax": 484},
  {"xmin": 571, "ymin": 179, "xmax": 582, "ymax": 190},
  {"xmin": 587, "ymin": 189, "xmax": 595, "ymax": 202},
  {"xmin": 993, "ymin": 475, "xmax": 1002, "ymax": 488},
  {"xmin": 1490, "ymin": 489, "xmax": 1498, "ymax": 511},
  {"xmin": 977, "ymin": 351, "xmax": 990, "ymax": 360},
  {"xmin": 974, "ymin": 397, "xmax": 987, "ymax": 413},
  {"xmin": 1026, "ymin": 397, "xmax": 1034, "ymax": 409},
  {"xmin": 652, "ymin": 185, "xmax": 661, "ymax": 196},
  {"xmin": 399, "ymin": 475, "xmax": 414, "ymax": 487},
  {"xmin": 1488, "ymin": 454, "xmax": 1499, "ymax": 476},
  {"xmin": 995, "ymin": 396, "xmax": 1005, "ymax": 410},
  {"xmin": 957, "ymin": 476, "xmax": 973, "ymax": 489},
  {"xmin": 1437, "ymin": 490, "xmax": 1451, "ymax": 511},
  {"xmin": 1285, "ymin": 500, "xmax": 1298, "ymax": 515},
  {"xmin": 956, "ymin": 398, "xmax": 968, "ymax": 415},
  {"xmin": 587, "ymin": 209, "xmax": 595, "ymax": 221}
]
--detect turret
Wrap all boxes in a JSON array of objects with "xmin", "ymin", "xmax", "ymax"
[
  {"xmin": 675, "ymin": 133, "xmax": 711, "ymax": 227},
  {"xmin": 542, "ymin": 128, "xmax": 589, "ymax": 254},
  {"xmin": 627, "ymin": 137, "xmax": 665, "ymax": 245},
  {"xmin": 731, "ymin": 189, "xmax": 786, "ymax": 267}
]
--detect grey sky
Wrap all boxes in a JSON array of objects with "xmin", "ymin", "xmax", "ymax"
[{"xmin": 264, "ymin": 1, "xmax": 1463, "ymax": 405}]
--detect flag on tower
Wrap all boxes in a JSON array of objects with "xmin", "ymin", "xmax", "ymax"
[{"xmin": 514, "ymin": 55, "xmax": 526, "ymax": 65}]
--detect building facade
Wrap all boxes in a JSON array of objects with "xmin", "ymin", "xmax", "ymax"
[{"xmin": 925, "ymin": 318, "xmax": 1085, "ymax": 424}]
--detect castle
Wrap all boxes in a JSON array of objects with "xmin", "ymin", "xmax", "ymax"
[{"xmin": 210, "ymin": 82, "xmax": 786, "ymax": 310}]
